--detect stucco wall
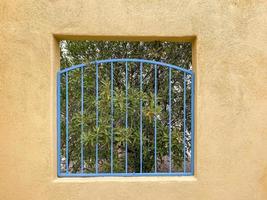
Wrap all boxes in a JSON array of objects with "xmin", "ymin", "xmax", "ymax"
[{"xmin": 0, "ymin": 0, "xmax": 267, "ymax": 199}]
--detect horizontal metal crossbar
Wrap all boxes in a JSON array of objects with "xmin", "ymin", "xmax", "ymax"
[{"xmin": 58, "ymin": 172, "xmax": 193, "ymax": 177}]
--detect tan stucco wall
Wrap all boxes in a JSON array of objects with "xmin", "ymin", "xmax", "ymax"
[{"xmin": 1, "ymin": 0, "xmax": 267, "ymax": 199}]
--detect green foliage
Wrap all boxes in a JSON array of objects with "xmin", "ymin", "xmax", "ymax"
[{"xmin": 59, "ymin": 40, "xmax": 192, "ymax": 173}]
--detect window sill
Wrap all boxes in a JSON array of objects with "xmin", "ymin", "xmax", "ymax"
[{"xmin": 53, "ymin": 176, "xmax": 197, "ymax": 183}]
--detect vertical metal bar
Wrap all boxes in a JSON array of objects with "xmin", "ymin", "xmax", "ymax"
[
  {"xmin": 81, "ymin": 67, "xmax": 84, "ymax": 173},
  {"xmin": 65, "ymin": 72, "xmax": 69, "ymax": 174},
  {"xmin": 154, "ymin": 64, "xmax": 157, "ymax": 173},
  {"xmin": 168, "ymin": 68, "xmax": 172, "ymax": 173},
  {"xmin": 95, "ymin": 63, "xmax": 99, "ymax": 174},
  {"xmin": 110, "ymin": 62, "xmax": 114, "ymax": 173},
  {"xmin": 57, "ymin": 72, "xmax": 61, "ymax": 176},
  {"xmin": 125, "ymin": 62, "xmax": 128, "ymax": 173},
  {"xmin": 183, "ymin": 72, "xmax": 187, "ymax": 173},
  {"xmin": 140, "ymin": 62, "xmax": 143, "ymax": 173},
  {"xmin": 190, "ymin": 73, "xmax": 195, "ymax": 175}
]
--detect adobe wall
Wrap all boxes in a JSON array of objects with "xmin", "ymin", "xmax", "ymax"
[{"xmin": 0, "ymin": 0, "xmax": 267, "ymax": 199}]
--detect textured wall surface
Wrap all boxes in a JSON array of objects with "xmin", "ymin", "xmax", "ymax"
[{"xmin": 0, "ymin": 0, "xmax": 267, "ymax": 199}]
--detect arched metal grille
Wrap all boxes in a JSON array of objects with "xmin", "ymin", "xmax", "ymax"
[{"xmin": 57, "ymin": 59, "xmax": 195, "ymax": 177}]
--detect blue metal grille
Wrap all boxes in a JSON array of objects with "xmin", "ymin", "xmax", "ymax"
[{"xmin": 57, "ymin": 59, "xmax": 195, "ymax": 177}]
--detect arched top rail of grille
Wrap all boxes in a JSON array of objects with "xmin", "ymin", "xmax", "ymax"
[{"xmin": 58, "ymin": 58, "xmax": 193, "ymax": 75}]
